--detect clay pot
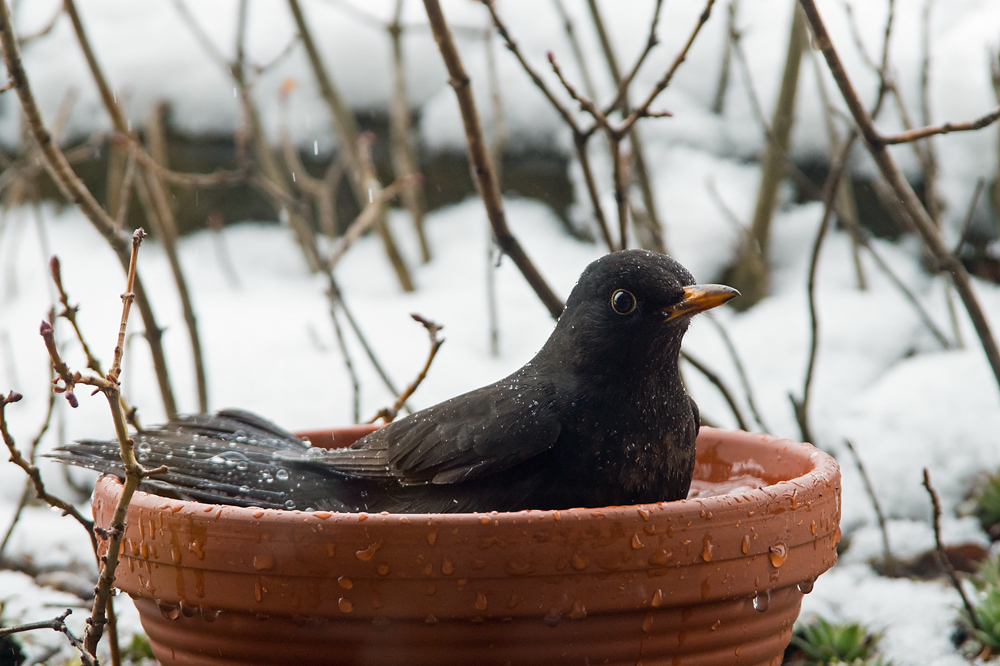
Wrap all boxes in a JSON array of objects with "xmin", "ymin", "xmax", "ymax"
[{"xmin": 93, "ymin": 427, "xmax": 840, "ymax": 666}]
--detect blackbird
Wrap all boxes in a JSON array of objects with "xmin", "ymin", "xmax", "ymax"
[{"xmin": 51, "ymin": 250, "xmax": 738, "ymax": 513}]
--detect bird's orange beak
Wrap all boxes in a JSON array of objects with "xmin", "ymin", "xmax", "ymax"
[{"xmin": 663, "ymin": 284, "xmax": 740, "ymax": 321}]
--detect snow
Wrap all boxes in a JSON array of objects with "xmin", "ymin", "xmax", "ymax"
[{"xmin": 2, "ymin": 0, "xmax": 1000, "ymax": 664}]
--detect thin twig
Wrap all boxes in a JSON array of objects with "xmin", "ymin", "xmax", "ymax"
[
  {"xmin": 800, "ymin": 0, "xmax": 1000, "ymax": 397},
  {"xmin": 328, "ymin": 303, "xmax": 360, "ymax": 423},
  {"xmin": 844, "ymin": 439, "xmax": 895, "ymax": 575},
  {"xmin": 846, "ymin": 226, "xmax": 951, "ymax": 348},
  {"xmin": 878, "ymin": 107, "xmax": 1000, "ymax": 146},
  {"xmin": 369, "ymin": 314, "xmax": 443, "ymax": 423},
  {"xmin": 0, "ymin": 392, "xmax": 96, "ymax": 552},
  {"xmin": 680, "ymin": 350, "xmax": 749, "ymax": 431},
  {"xmin": 325, "ymin": 175, "xmax": 417, "ymax": 270},
  {"xmin": 599, "ymin": 0, "xmax": 664, "ymax": 118},
  {"xmin": 955, "ymin": 178, "xmax": 985, "ymax": 256},
  {"xmin": 923, "ymin": 468, "xmax": 980, "ymax": 632},
  {"xmin": 794, "ymin": 132, "xmax": 858, "ymax": 444},
  {"xmin": 0, "ymin": 0, "xmax": 179, "ymax": 418},
  {"xmin": 617, "ymin": 0, "xmax": 716, "ymax": 137},
  {"xmin": 0, "ymin": 610, "xmax": 96, "ymax": 666},
  {"xmin": 706, "ymin": 317, "xmax": 770, "ymax": 433},
  {"xmin": 424, "ymin": 0, "xmax": 563, "ymax": 318}
]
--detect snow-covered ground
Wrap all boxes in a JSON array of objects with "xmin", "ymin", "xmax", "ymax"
[{"xmin": 1, "ymin": 0, "xmax": 1000, "ymax": 664}]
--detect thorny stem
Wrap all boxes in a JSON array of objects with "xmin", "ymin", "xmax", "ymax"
[
  {"xmin": 370, "ymin": 314, "xmax": 444, "ymax": 424},
  {"xmin": 799, "ymin": 0, "xmax": 1000, "ymax": 398},
  {"xmin": 922, "ymin": 468, "xmax": 980, "ymax": 632},
  {"xmin": 424, "ymin": 0, "xmax": 563, "ymax": 319}
]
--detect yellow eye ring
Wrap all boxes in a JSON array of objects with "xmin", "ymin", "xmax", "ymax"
[{"xmin": 610, "ymin": 289, "xmax": 637, "ymax": 315}]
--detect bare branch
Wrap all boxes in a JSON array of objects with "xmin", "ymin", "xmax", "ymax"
[
  {"xmin": 878, "ymin": 106, "xmax": 1000, "ymax": 145},
  {"xmin": 424, "ymin": 0, "xmax": 564, "ymax": 319},
  {"xmin": 923, "ymin": 468, "xmax": 980, "ymax": 632},
  {"xmin": 0, "ymin": 610, "xmax": 96, "ymax": 666},
  {"xmin": 618, "ymin": 0, "xmax": 716, "ymax": 137},
  {"xmin": 680, "ymin": 350, "xmax": 749, "ymax": 431},
  {"xmin": 800, "ymin": 0, "xmax": 1000, "ymax": 398},
  {"xmin": 844, "ymin": 439, "xmax": 895, "ymax": 575},
  {"xmin": 370, "ymin": 314, "xmax": 444, "ymax": 423}
]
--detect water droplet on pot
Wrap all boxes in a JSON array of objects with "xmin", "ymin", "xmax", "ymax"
[
  {"xmin": 631, "ymin": 533, "xmax": 644, "ymax": 549},
  {"xmin": 337, "ymin": 576, "xmax": 353, "ymax": 590},
  {"xmin": 571, "ymin": 551, "xmax": 588, "ymax": 570},
  {"xmin": 797, "ymin": 577, "xmax": 816, "ymax": 594},
  {"xmin": 642, "ymin": 612, "xmax": 653, "ymax": 633},
  {"xmin": 741, "ymin": 535, "xmax": 750, "ymax": 554},
  {"xmin": 338, "ymin": 598, "xmax": 353, "ymax": 613},
  {"xmin": 475, "ymin": 591, "xmax": 488, "ymax": 611},
  {"xmin": 157, "ymin": 601, "xmax": 180, "ymax": 620},
  {"xmin": 253, "ymin": 554, "xmax": 275, "ymax": 571},
  {"xmin": 701, "ymin": 535, "xmax": 713, "ymax": 562},
  {"xmin": 356, "ymin": 542, "xmax": 382, "ymax": 561},
  {"xmin": 441, "ymin": 558, "xmax": 454, "ymax": 575},
  {"xmin": 570, "ymin": 600, "xmax": 586, "ymax": 620},
  {"xmin": 427, "ymin": 529, "xmax": 439, "ymax": 546},
  {"xmin": 648, "ymin": 549, "xmax": 671, "ymax": 567},
  {"xmin": 377, "ymin": 564, "xmax": 390, "ymax": 576},
  {"xmin": 711, "ymin": 619, "xmax": 721, "ymax": 630},
  {"xmin": 752, "ymin": 590, "xmax": 770, "ymax": 612},
  {"xmin": 200, "ymin": 606, "xmax": 220, "ymax": 622},
  {"xmin": 651, "ymin": 589, "xmax": 664, "ymax": 607},
  {"xmin": 768, "ymin": 542, "xmax": 787, "ymax": 568},
  {"xmin": 543, "ymin": 608, "xmax": 561, "ymax": 627},
  {"xmin": 425, "ymin": 614, "xmax": 438, "ymax": 625}
]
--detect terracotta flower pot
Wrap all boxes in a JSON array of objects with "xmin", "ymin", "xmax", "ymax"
[{"xmin": 93, "ymin": 426, "xmax": 840, "ymax": 666}]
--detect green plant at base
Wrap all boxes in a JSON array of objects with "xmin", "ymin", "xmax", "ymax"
[
  {"xmin": 964, "ymin": 581, "xmax": 1000, "ymax": 651},
  {"xmin": 972, "ymin": 471, "xmax": 1000, "ymax": 535},
  {"xmin": 122, "ymin": 633, "xmax": 155, "ymax": 664},
  {"xmin": 789, "ymin": 616, "xmax": 890, "ymax": 665}
]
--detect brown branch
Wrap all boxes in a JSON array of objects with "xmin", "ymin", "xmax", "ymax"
[
  {"xmin": 923, "ymin": 468, "xmax": 980, "ymax": 632},
  {"xmin": 877, "ymin": 107, "xmax": 1000, "ymax": 145},
  {"xmin": 370, "ymin": 314, "xmax": 444, "ymax": 423},
  {"xmin": 0, "ymin": 609, "xmax": 96, "ymax": 666},
  {"xmin": 424, "ymin": 0, "xmax": 563, "ymax": 319},
  {"xmin": 0, "ymin": 0, "xmax": 179, "ymax": 419},
  {"xmin": 793, "ymin": 132, "xmax": 857, "ymax": 444},
  {"xmin": 680, "ymin": 350, "xmax": 749, "ymax": 431},
  {"xmin": 600, "ymin": 0, "xmax": 664, "ymax": 118},
  {"xmin": 706, "ymin": 317, "xmax": 770, "ymax": 433},
  {"xmin": 955, "ymin": 177, "xmax": 985, "ymax": 255},
  {"xmin": 0, "ymin": 391, "xmax": 96, "ymax": 552},
  {"xmin": 844, "ymin": 439, "xmax": 895, "ymax": 575},
  {"xmin": 547, "ymin": 51, "xmax": 613, "ymax": 133},
  {"xmin": 326, "ymin": 175, "xmax": 419, "ymax": 270},
  {"xmin": 482, "ymin": 1, "xmax": 583, "ymax": 134},
  {"xmin": 800, "ymin": 0, "xmax": 1000, "ymax": 397},
  {"xmin": 618, "ymin": 0, "xmax": 716, "ymax": 137}
]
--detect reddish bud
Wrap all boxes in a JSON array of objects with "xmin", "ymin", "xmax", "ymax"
[
  {"xmin": 65, "ymin": 390, "xmax": 79, "ymax": 408},
  {"xmin": 5, "ymin": 391, "xmax": 22, "ymax": 403},
  {"xmin": 39, "ymin": 320, "xmax": 53, "ymax": 336}
]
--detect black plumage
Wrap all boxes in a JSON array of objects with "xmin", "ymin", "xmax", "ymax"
[{"xmin": 50, "ymin": 250, "xmax": 738, "ymax": 513}]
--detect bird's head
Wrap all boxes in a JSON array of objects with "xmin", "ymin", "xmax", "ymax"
[{"xmin": 543, "ymin": 250, "xmax": 739, "ymax": 376}]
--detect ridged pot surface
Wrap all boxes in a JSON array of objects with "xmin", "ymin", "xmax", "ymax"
[{"xmin": 93, "ymin": 427, "xmax": 841, "ymax": 666}]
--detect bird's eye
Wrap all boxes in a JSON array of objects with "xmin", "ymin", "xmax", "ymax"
[{"xmin": 610, "ymin": 289, "xmax": 637, "ymax": 315}]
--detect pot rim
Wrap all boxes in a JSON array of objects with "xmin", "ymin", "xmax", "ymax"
[{"xmin": 97, "ymin": 427, "xmax": 837, "ymax": 526}]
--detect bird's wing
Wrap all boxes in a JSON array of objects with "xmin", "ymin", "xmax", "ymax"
[{"xmin": 293, "ymin": 379, "xmax": 562, "ymax": 486}]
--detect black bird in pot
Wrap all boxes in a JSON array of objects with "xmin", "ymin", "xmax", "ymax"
[{"xmin": 52, "ymin": 250, "xmax": 739, "ymax": 513}]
